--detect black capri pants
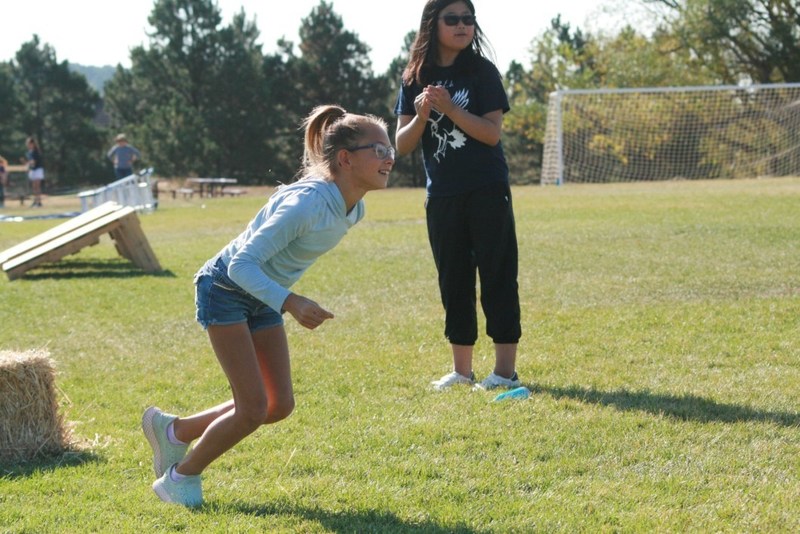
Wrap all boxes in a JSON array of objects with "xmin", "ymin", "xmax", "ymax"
[{"xmin": 425, "ymin": 182, "xmax": 521, "ymax": 346}]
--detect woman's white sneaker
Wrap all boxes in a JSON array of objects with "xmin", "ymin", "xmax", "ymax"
[
  {"xmin": 475, "ymin": 372, "xmax": 520, "ymax": 390},
  {"xmin": 431, "ymin": 371, "xmax": 475, "ymax": 391}
]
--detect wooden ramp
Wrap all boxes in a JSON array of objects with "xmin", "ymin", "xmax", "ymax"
[{"xmin": 1, "ymin": 201, "xmax": 162, "ymax": 281}]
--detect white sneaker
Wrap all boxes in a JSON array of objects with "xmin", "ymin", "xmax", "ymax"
[
  {"xmin": 142, "ymin": 406, "xmax": 189, "ymax": 478},
  {"xmin": 431, "ymin": 371, "xmax": 475, "ymax": 391},
  {"xmin": 152, "ymin": 465, "xmax": 203, "ymax": 507},
  {"xmin": 475, "ymin": 372, "xmax": 521, "ymax": 391}
]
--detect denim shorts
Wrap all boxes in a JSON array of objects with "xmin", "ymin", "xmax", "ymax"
[{"xmin": 194, "ymin": 257, "xmax": 284, "ymax": 332}]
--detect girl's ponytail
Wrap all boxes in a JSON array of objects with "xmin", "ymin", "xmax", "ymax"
[{"xmin": 302, "ymin": 105, "xmax": 347, "ymax": 171}]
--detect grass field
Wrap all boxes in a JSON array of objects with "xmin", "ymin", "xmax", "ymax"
[{"xmin": 1, "ymin": 178, "xmax": 798, "ymax": 533}]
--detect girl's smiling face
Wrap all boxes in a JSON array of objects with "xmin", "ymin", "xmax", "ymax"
[{"xmin": 347, "ymin": 124, "xmax": 394, "ymax": 191}]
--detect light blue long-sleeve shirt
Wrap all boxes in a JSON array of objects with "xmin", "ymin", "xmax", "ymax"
[{"xmin": 218, "ymin": 178, "xmax": 364, "ymax": 312}]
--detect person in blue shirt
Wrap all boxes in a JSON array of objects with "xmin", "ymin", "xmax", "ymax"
[
  {"xmin": 107, "ymin": 134, "xmax": 142, "ymax": 179},
  {"xmin": 395, "ymin": 0, "xmax": 522, "ymax": 392},
  {"xmin": 142, "ymin": 105, "xmax": 395, "ymax": 507}
]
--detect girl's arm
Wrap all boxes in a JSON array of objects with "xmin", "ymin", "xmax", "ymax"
[
  {"xmin": 282, "ymin": 293, "xmax": 334, "ymax": 330},
  {"xmin": 446, "ymin": 107, "xmax": 503, "ymax": 146},
  {"xmin": 395, "ymin": 90, "xmax": 434, "ymax": 155},
  {"xmin": 394, "ymin": 87, "xmax": 438, "ymax": 156},
  {"xmin": 424, "ymin": 85, "xmax": 503, "ymax": 146},
  {"xmin": 395, "ymin": 115, "xmax": 425, "ymax": 155},
  {"xmin": 227, "ymin": 195, "xmax": 333, "ymax": 330},
  {"xmin": 227, "ymin": 199, "xmax": 309, "ymax": 313}
]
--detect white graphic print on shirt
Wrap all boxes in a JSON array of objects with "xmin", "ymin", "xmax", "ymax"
[{"xmin": 428, "ymin": 86, "xmax": 470, "ymax": 162}]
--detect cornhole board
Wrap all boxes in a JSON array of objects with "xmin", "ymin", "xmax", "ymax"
[{"xmin": 0, "ymin": 201, "xmax": 161, "ymax": 280}]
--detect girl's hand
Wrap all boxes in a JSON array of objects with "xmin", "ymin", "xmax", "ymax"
[
  {"xmin": 283, "ymin": 293, "xmax": 334, "ymax": 330},
  {"xmin": 423, "ymin": 85, "xmax": 454, "ymax": 115},
  {"xmin": 414, "ymin": 92, "xmax": 432, "ymax": 121}
]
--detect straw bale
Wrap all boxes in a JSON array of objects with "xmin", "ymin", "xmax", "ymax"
[{"xmin": 0, "ymin": 350, "xmax": 71, "ymax": 463}]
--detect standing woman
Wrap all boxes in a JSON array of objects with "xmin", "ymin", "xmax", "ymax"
[
  {"xmin": 142, "ymin": 105, "xmax": 395, "ymax": 507},
  {"xmin": 25, "ymin": 137, "xmax": 45, "ymax": 207},
  {"xmin": 394, "ymin": 0, "xmax": 522, "ymax": 391}
]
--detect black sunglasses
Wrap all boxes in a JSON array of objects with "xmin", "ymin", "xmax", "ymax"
[{"xmin": 440, "ymin": 14, "xmax": 476, "ymax": 26}]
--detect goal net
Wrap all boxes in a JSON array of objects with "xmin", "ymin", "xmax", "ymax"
[{"xmin": 541, "ymin": 83, "xmax": 800, "ymax": 185}]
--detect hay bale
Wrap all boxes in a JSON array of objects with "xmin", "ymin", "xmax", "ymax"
[{"xmin": 0, "ymin": 350, "xmax": 71, "ymax": 463}]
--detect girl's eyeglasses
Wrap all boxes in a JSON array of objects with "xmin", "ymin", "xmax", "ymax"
[
  {"xmin": 440, "ymin": 14, "xmax": 476, "ymax": 26},
  {"xmin": 347, "ymin": 143, "xmax": 396, "ymax": 160}
]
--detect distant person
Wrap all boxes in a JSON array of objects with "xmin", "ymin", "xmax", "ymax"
[
  {"xmin": 141, "ymin": 105, "xmax": 395, "ymax": 507},
  {"xmin": 0, "ymin": 155, "xmax": 7, "ymax": 208},
  {"xmin": 107, "ymin": 133, "xmax": 141, "ymax": 179},
  {"xmin": 394, "ymin": 0, "xmax": 522, "ymax": 391},
  {"xmin": 24, "ymin": 137, "xmax": 44, "ymax": 207}
]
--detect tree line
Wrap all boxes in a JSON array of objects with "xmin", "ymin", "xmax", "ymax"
[{"xmin": 0, "ymin": 0, "xmax": 796, "ymax": 190}]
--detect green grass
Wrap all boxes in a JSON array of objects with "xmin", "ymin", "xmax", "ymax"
[{"xmin": 1, "ymin": 179, "xmax": 798, "ymax": 533}]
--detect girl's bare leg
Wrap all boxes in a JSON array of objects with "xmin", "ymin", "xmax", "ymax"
[
  {"xmin": 171, "ymin": 400, "xmax": 234, "ymax": 444},
  {"xmin": 31, "ymin": 180, "xmax": 42, "ymax": 204},
  {"xmin": 494, "ymin": 343, "xmax": 517, "ymax": 378},
  {"xmin": 175, "ymin": 322, "xmax": 293, "ymax": 476},
  {"xmin": 451, "ymin": 344, "xmax": 473, "ymax": 378},
  {"xmin": 452, "ymin": 343, "xmax": 517, "ymax": 379}
]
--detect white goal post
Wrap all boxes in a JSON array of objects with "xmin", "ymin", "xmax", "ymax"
[{"xmin": 541, "ymin": 83, "xmax": 800, "ymax": 185}]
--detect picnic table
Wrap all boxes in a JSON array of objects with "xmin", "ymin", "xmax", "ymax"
[{"xmin": 185, "ymin": 177, "xmax": 238, "ymax": 198}]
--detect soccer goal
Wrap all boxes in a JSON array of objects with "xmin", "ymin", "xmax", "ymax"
[{"xmin": 541, "ymin": 83, "xmax": 800, "ymax": 185}]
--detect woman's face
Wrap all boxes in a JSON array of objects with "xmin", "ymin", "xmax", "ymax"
[{"xmin": 436, "ymin": 1, "xmax": 475, "ymax": 56}]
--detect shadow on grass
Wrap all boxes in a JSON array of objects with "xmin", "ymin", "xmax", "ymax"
[
  {"xmin": 17, "ymin": 258, "xmax": 176, "ymax": 280},
  {"xmin": 225, "ymin": 501, "xmax": 479, "ymax": 533},
  {"xmin": 533, "ymin": 384, "xmax": 800, "ymax": 427},
  {"xmin": 0, "ymin": 449, "xmax": 102, "ymax": 479}
]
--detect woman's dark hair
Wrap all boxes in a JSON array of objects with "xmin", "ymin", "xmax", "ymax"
[{"xmin": 401, "ymin": 0, "xmax": 494, "ymax": 86}]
